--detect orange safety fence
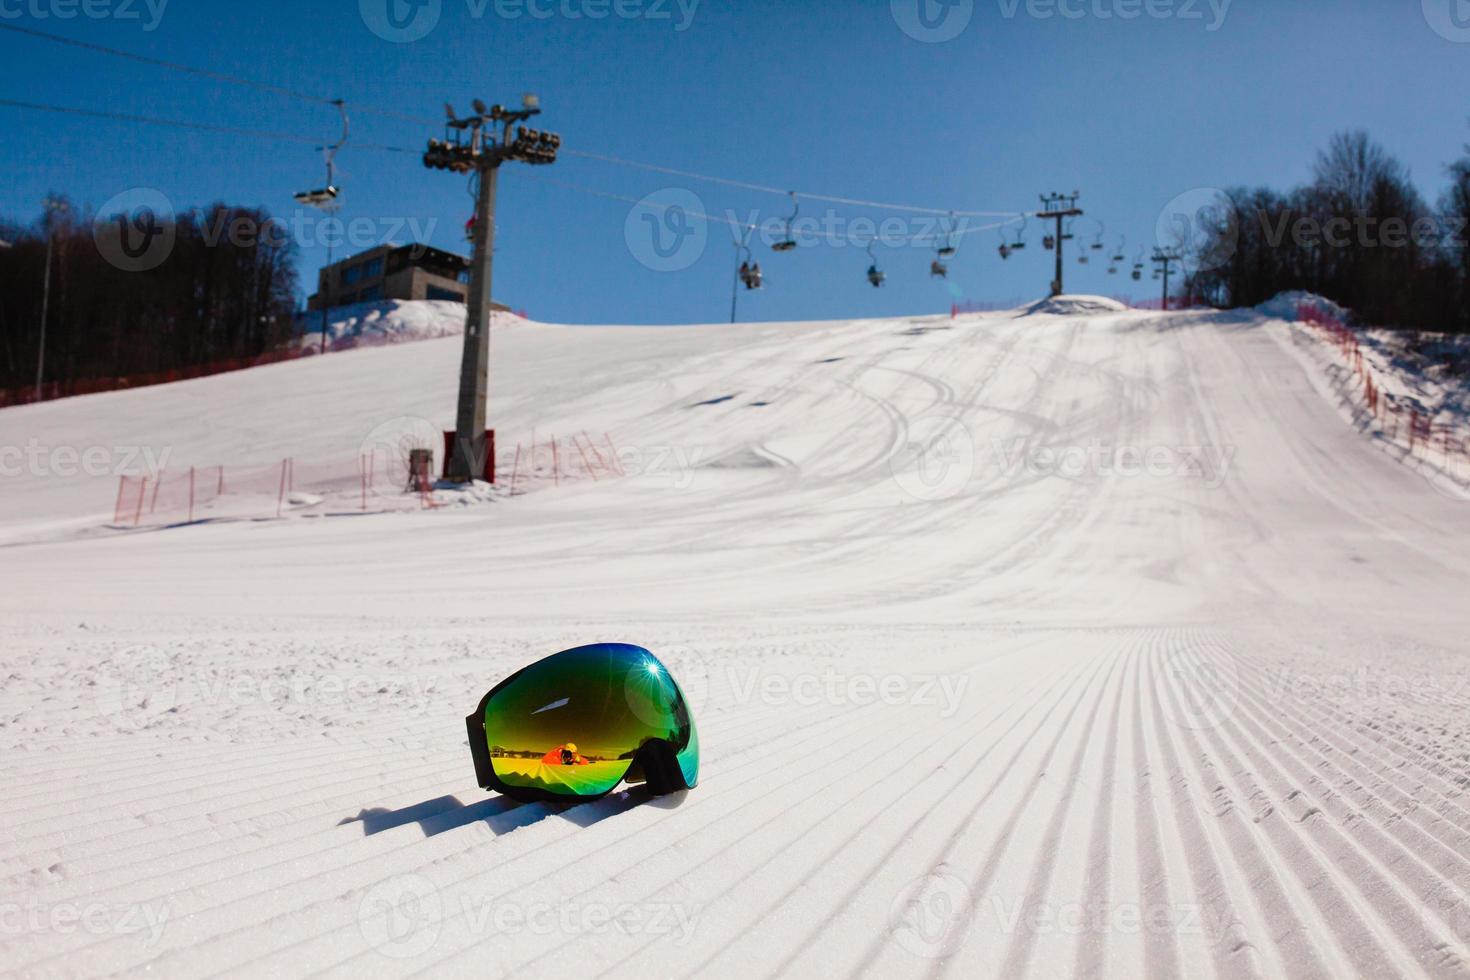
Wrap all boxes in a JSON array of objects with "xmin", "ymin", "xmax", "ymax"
[
  {"xmin": 111, "ymin": 430, "xmax": 626, "ymax": 527},
  {"xmin": 1296, "ymin": 302, "xmax": 1470, "ymax": 474}
]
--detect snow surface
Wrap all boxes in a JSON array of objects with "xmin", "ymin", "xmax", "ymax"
[{"xmin": 2, "ymin": 301, "xmax": 1469, "ymax": 978}]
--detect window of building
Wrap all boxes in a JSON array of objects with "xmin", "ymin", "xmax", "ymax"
[
  {"xmin": 426, "ymin": 285, "xmax": 463, "ymax": 302},
  {"xmin": 358, "ymin": 284, "xmax": 384, "ymax": 302}
]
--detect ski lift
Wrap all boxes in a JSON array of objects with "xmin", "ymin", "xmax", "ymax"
[
  {"xmin": 1131, "ymin": 247, "xmax": 1145, "ymax": 281},
  {"xmin": 294, "ymin": 100, "xmax": 349, "ymax": 209},
  {"xmin": 1044, "ymin": 235, "xmax": 1056, "ymax": 251},
  {"xmin": 931, "ymin": 214, "xmax": 956, "ymax": 276},
  {"xmin": 865, "ymin": 240, "xmax": 886, "ymax": 288},
  {"xmin": 741, "ymin": 259, "xmax": 764, "ymax": 290},
  {"xmin": 1090, "ymin": 220, "xmax": 1105, "ymax": 251},
  {"xmin": 1010, "ymin": 216, "xmax": 1028, "ymax": 252},
  {"xmin": 735, "ymin": 224, "xmax": 762, "ymax": 290},
  {"xmin": 771, "ymin": 192, "xmax": 799, "ymax": 252},
  {"xmin": 936, "ymin": 212, "xmax": 959, "ymax": 257},
  {"xmin": 1112, "ymin": 236, "xmax": 1126, "ymax": 263}
]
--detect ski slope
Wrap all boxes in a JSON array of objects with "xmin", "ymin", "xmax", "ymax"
[{"xmin": 2, "ymin": 302, "xmax": 1469, "ymax": 978}]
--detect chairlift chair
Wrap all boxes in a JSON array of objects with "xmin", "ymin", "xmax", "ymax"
[
  {"xmin": 294, "ymin": 100, "xmax": 349, "ymax": 211},
  {"xmin": 936, "ymin": 212, "xmax": 959, "ymax": 257},
  {"xmin": 735, "ymin": 226, "xmax": 763, "ymax": 290},
  {"xmin": 865, "ymin": 241, "xmax": 886, "ymax": 287},
  {"xmin": 771, "ymin": 192, "xmax": 799, "ymax": 252},
  {"xmin": 931, "ymin": 259, "xmax": 948, "ymax": 278}
]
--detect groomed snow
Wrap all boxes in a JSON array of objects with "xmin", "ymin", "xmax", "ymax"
[{"xmin": 1, "ymin": 302, "xmax": 1468, "ymax": 978}]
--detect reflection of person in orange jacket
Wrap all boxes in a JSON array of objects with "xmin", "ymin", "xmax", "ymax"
[{"xmin": 543, "ymin": 743, "xmax": 591, "ymax": 766}]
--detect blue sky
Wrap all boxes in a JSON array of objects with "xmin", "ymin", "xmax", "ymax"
[{"xmin": 3, "ymin": 0, "xmax": 1469, "ymax": 324}]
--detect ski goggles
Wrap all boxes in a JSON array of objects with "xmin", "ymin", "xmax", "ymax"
[{"xmin": 466, "ymin": 643, "xmax": 699, "ymax": 803}]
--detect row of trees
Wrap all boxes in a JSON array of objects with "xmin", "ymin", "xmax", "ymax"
[
  {"xmin": 0, "ymin": 199, "xmax": 299, "ymax": 396},
  {"xmin": 1183, "ymin": 131, "xmax": 1470, "ymax": 332}
]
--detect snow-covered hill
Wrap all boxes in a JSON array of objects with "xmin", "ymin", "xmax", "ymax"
[
  {"xmin": 2, "ymin": 301, "xmax": 1469, "ymax": 977},
  {"xmin": 290, "ymin": 299, "xmax": 480, "ymax": 352}
]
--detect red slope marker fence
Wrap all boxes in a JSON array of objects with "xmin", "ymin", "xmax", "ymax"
[
  {"xmin": 1296, "ymin": 301, "xmax": 1469, "ymax": 477},
  {"xmin": 112, "ymin": 430, "xmax": 626, "ymax": 528}
]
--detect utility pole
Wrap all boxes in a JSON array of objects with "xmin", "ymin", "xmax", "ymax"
[
  {"xmin": 1036, "ymin": 192, "xmax": 1082, "ymax": 297},
  {"xmin": 424, "ymin": 95, "xmax": 560, "ymax": 483},
  {"xmin": 36, "ymin": 196, "xmax": 68, "ymax": 401},
  {"xmin": 1152, "ymin": 248, "xmax": 1182, "ymax": 311},
  {"xmin": 730, "ymin": 253, "xmax": 740, "ymax": 325}
]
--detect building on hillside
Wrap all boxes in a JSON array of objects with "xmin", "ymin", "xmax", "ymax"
[{"xmin": 306, "ymin": 244, "xmax": 507, "ymax": 312}]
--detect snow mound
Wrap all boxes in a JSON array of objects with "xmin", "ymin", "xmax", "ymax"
[
  {"xmin": 1256, "ymin": 291, "xmax": 1350, "ymax": 323},
  {"xmin": 1024, "ymin": 295, "xmax": 1130, "ymax": 316},
  {"xmin": 702, "ymin": 446, "xmax": 785, "ymax": 470},
  {"xmin": 291, "ymin": 299, "xmax": 524, "ymax": 353}
]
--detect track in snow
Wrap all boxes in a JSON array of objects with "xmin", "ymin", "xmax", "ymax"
[{"xmin": 1, "ymin": 305, "xmax": 1467, "ymax": 978}]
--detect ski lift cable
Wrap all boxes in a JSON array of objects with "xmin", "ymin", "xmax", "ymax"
[
  {"xmin": 3, "ymin": 25, "xmax": 1033, "ymax": 222},
  {"xmin": 520, "ymin": 172, "xmax": 1021, "ymax": 244},
  {"xmin": 0, "ymin": 21, "xmax": 433, "ymax": 125},
  {"xmin": 560, "ymin": 149, "xmax": 1024, "ymax": 218},
  {"xmin": 5, "ymin": 23, "xmax": 1062, "ymax": 234},
  {"xmin": 0, "ymin": 94, "xmax": 1016, "ymax": 241},
  {"xmin": 0, "ymin": 97, "xmax": 412, "ymax": 152}
]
